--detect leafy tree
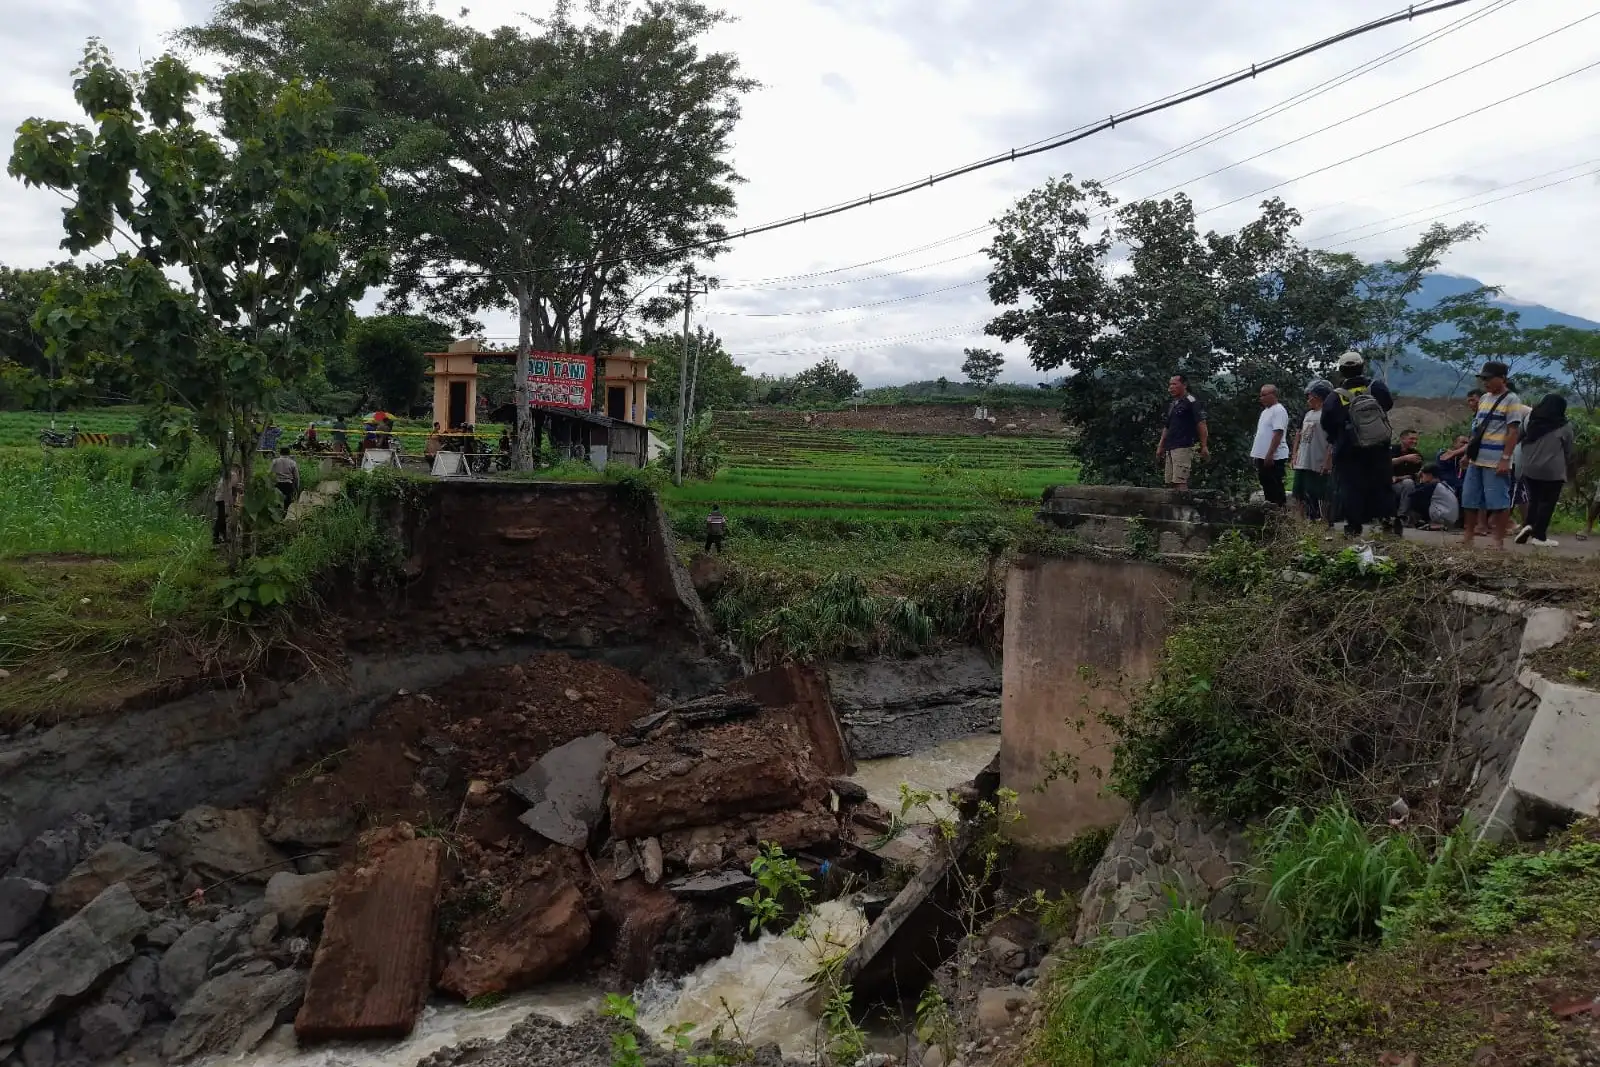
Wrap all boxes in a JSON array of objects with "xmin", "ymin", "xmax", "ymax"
[
  {"xmin": 1527, "ymin": 324, "xmax": 1600, "ymax": 412},
  {"xmin": 960, "ymin": 347, "xmax": 1005, "ymax": 389},
  {"xmin": 0, "ymin": 262, "xmax": 132, "ymax": 409},
  {"xmin": 792, "ymin": 357, "xmax": 862, "ymax": 404},
  {"xmin": 1416, "ymin": 295, "xmax": 1533, "ymax": 398},
  {"xmin": 936, "ymin": 375, "xmax": 950, "ymax": 392},
  {"xmin": 1355, "ymin": 222, "xmax": 1485, "ymax": 381},
  {"xmin": 985, "ymin": 180, "xmax": 1369, "ymax": 490},
  {"xmin": 343, "ymin": 314, "xmax": 454, "ymax": 414},
  {"xmin": 185, "ymin": 0, "xmax": 752, "ymax": 469},
  {"xmin": 637, "ymin": 326, "xmax": 751, "ymax": 422},
  {"xmin": 9, "ymin": 42, "xmax": 387, "ymax": 539}
]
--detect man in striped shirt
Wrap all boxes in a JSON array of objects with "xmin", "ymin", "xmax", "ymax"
[
  {"xmin": 705, "ymin": 505, "xmax": 727, "ymax": 554},
  {"xmin": 1461, "ymin": 360, "xmax": 1525, "ymax": 551}
]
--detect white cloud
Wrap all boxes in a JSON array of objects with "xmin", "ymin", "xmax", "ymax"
[{"xmin": 3, "ymin": 0, "xmax": 1598, "ymax": 386}]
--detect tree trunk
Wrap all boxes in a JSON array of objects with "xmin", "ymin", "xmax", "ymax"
[{"xmin": 515, "ymin": 285, "xmax": 535, "ymax": 472}]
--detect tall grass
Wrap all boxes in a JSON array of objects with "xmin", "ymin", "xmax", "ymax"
[
  {"xmin": 0, "ymin": 451, "xmax": 210, "ymax": 559},
  {"xmin": 1038, "ymin": 902, "xmax": 1270, "ymax": 1067}
]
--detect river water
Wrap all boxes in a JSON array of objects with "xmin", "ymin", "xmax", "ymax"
[{"xmin": 224, "ymin": 734, "xmax": 1000, "ymax": 1067}]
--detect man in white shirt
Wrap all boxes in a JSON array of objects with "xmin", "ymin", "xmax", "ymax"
[{"xmin": 1250, "ymin": 384, "xmax": 1291, "ymax": 506}]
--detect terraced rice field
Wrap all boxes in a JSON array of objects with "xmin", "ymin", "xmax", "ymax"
[{"xmin": 661, "ymin": 426, "xmax": 1079, "ymax": 531}]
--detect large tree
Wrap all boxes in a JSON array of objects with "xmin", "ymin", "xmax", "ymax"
[
  {"xmin": 183, "ymin": 0, "xmax": 752, "ymax": 469},
  {"xmin": 1355, "ymin": 221, "xmax": 1487, "ymax": 382},
  {"xmin": 342, "ymin": 313, "xmax": 455, "ymax": 414},
  {"xmin": 985, "ymin": 180, "xmax": 1369, "ymax": 490},
  {"xmin": 792, "ymin": 357, "xmax": 862, "ymax": 404},
  {"xmin": 9, "ymin": 43, "xmax": 387, "ymax": 536},
  {"xmin": 960, "ymin": 347, "xmax": 1005, "ymax": 389},
  {"xmin": 1527, "ymin": 324, "xmax": 1600, "ymax": 412}
]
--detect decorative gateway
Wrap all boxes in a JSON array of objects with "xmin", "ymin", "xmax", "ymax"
[{"xmin": 526, "ymin": 353, "xmax": 594, "ymax": 410}]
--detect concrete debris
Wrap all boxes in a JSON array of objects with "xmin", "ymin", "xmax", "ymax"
[
  {"xmin": 666, "ymin": 693, "xmax": 763, "ymax": 726},
  {"xmin": 508, "ymin": 732, "xmax": 614, "ymax": 849},
  {"xmin": 664, "ymin": 870, "xmax": 757, "ymax": 900},
  {"xmin": 296, "ymin": 837, "xmax": 443, "ymax": 1041},
  {"xmin": 0, "ymin": 883, "xmax": 151, "ymax": 1043}
]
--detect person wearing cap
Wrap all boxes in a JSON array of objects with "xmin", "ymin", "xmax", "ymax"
[
  {"xmin": 1291, "ymin": 380, "xmax": 1335, "ymax": 525},
  {"xmin": 1320, "ymin": 351, "xmax": 1395, "ymax": 538},
  {"xmin": 1461, "ymin": 360, "xmax": 1524, "ymax": 550}
]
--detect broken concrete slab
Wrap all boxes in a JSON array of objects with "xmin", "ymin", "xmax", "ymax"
[
  {"xmin": 295, "ymin": 837, "xmax": 443, "ymax": 1042},
  {"xmin": 731, "ymin": 663, "xmax": 855, "ymax": 776},
  {"xmin": 0, "ymin": 882, "xmax": 151, "ymax": 1042},
  {"xmin": 666, "ymin": 693, "xmax": 763, "ymax": 726},
  {"xmin": 664, "ymin": 870, "xmax": 757, "ymax": 900},
  {"xmin": 437, "ymin": 878, "xmax": 590, "ymax": 1000},
  {"xmin": 508, "ymin": 733, "xmax": 614, "ymax": 849}
]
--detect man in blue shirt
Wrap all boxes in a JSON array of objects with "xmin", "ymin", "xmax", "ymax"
[{"xmin": 1155, "ymin": 374, "xmax": 1209, "ymax": 489}]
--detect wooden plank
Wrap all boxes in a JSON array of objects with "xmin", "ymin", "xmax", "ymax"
[{"xmin": 294, "ymin": 837, "xmax": 443, "ymax": 1042}]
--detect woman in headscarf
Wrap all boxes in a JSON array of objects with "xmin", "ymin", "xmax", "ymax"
[{"xmin": 1514, "ymin": 394, "xmax": 1574, "ymax": 547}]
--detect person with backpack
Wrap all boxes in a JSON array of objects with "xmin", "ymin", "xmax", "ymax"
[
  {"xmin": 1461, "ymin": 361, "xmax": 1525, "ymax": 551},
  {"xmin": 1320, "ymin": 351, "xmax": 1395, "ymax": 539}
]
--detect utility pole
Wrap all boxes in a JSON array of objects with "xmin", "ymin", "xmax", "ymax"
[{"xmin": 669, "ymin": 265, "xmax": 709, "ymax": 486}]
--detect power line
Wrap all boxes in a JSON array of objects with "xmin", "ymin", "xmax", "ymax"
[
  {"xmin": 708, "ymin": 278, "xmax": 984, "ymax": 318},
  {"xmin": 416, "ymin": 0, "xmax": 1480, "ymax": 282},
  {"xmin": 1194, "ymin": 57, "xmax": 1600, "ymax": 220},
  {"xmin": 737, "ymin": 321, "xmax": 989, "ymax": 359},
  {"xmin": 1320, "ymin": 165, "xmax": 1600, "ymax": 247},
  {"xmin": 712, "ymin": 0, "xmax": 1519, "ymax": 298}
]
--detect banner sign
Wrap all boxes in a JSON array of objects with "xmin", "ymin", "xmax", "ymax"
[{"xmin": 527, "ymin": 353, "xmax": 594, "ymax": 410}]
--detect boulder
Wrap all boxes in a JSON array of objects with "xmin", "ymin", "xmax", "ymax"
[
  {"xmin": 0, "ymin": 883, "xmax": 151, "ymax": 1043},
  {"xmin": 162, "ymin": 967, "xmax": 305, "ymax": 1062},
  {"xmin": 19, "ymin": 1027, "xmax": 54, "ymax": 1067},
  {"xmin": 437, "ymin": 879, "xmax": 591, "ymax": 1001},
  {"xmin": 0, "ymin": 941, "xmax": 18, "ymax": 968},
  {"xmin": 975, "ymin": 986, "xmax": 1032, "ymax": 1030},
  {"xmin": 603, "ymin": 880, "xmax": 681, "ymax": 983},
  {"xmin": 261, "ymin": 797, "xmax": 357, "ymax": 849},
  {"xmin": 508, "ymin": 733, "xmax": 614, "ymax": 849},
  {"xmin": 689, "ymin": 555, "xmax": 728, "ymax": 599},
  {"xmin": 263, "ymin": 871, "xmax": 338, "ymax": 931},
  {"xmin": 987, "ymin": 935, "xmax": 1026, "ymax": 974},
  {"xmin": 607, "ymin": 733, "xmax": 811, "ymax": 840},
  {"xmin": 73, "ymin": 1000, "xmax": 143, "ymax": 1059},
  {"xmin": 158, "ymin": 808, "xmax": 288, "ymax": 884},
  {"xmin": 639, "ymin": 839, "xmax": 664, "ymax": 886},
  {"xmin": 158, "ymin": 922, "xmax": 224, "ymax": 1009},
  {"xmin": 0, "ymin": 877, "xmax": 49, "ymax": 942},
  {"xmin": 50, "ymin": 842, "xmax": 170, "ymax": 917}
]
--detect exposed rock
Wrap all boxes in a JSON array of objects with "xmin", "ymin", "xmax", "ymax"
[
  {"xmin": 639, "ymin": 838, "xmax": 664, "ymax": 885},
  {"xmin": 664, "ymin": 870, "xmax": 757, "ymax": 900},
  {"xmin": 921, "ymin": 1045, "xmax": 946, "ymax": 1067},
  {"xmin": 508, "ymin": 733, "xmax": 614, "ymax": 849},
  {"xmin": 987, "ymin": 935, "xmax": 1026, "ymax": 974},
  {"xmin": 99, "ymin": 953, "xmax": 160, "ymax": 1019},
  {"xmin": 145, "ymin": 920, "xmax": 186, "ymax": 948},
  {"xmin": 603, "ymin": 880, "xmax": 681, "ymax": 983},
  {"xmin": 261, "ymin": 795, "xmax": 357, "ymax": 849},
  {"xmin": 49, "ymin": 842, "xmax": 169, "ymax": 917},
  {"xmin": 19, "ymin": 1027, "xmax": 54, "ymax": 1067},
  {"xmin": 437, "ymin": 879, "xmax": 590, "ymax": 1001},
  {"xmin": 0, "ymin": 941, "xmax": 18, "ymax": 968},
  {"xmin": 73, "ymin": 1000, "xmax": 143, "ymax": 1059},
  {"xmin": 829, "ymin": 778, "xmax": 870, "ymax": 805},
  {"xmin": 975, "ymin": 986, "xmax": 1032, "ymax": 1030},
  {"xmin": 159, "ymin": 807, "xmax": 289, "ymax": 884},
  {"xmin": 10, "ymin": 818, "xmax": 102, "ymax": 887},
  {"xmin": 689, "ymin": 554, "xmax": 728, "ymax": 599},
  {"xmin": 0, "ymin": 877, "xmax": 49, "ymax": 941},
  {"xmin": 296, "ymin": 837, "xmax": 443, "ymax": 1041},
  {"xmin": 610, "ymin": 841, "xmax": 639, "ymax": 882},
  {"xmin": 648, "ymin": 902, "xmax": 741, "ymax": 978},
  {"xmin": 0, "ymin": 883, "xmax": 151, "ymax": 1043},
  {"xmin": 250, "ymin": 912, "xmax": 279, "ymax": 949},
  {"xmin": 158, "ymin": 922, "xmax": 224, "ymax": 1009},
  {"xmin": 162, "ymin": 967, "xmax": 305, "ymax": 1062},
  {"xmin": 263, "ymin": 870, "xmax": 338, "ymax": 931},
  {"xmin": 686, "ymin": 843, "xmax": 723, "ymax": 871},
  {"xmin": 607, "ymin": 723, "xmax": 813, "ymax": 839}
]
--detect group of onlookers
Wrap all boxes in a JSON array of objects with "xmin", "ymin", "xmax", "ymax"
[{"xmin": 1155, "ymin": 351, "xmax": 1588, "ymax": 550}]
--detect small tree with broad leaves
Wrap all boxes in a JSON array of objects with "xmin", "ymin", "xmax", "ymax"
[
  {"xmin": 8, "ymin": 41, "xmax": 387, "ymax": 548},
  {"xmin": 961, "ymin": 347, "xmax": 1005, "ymax": 389}
]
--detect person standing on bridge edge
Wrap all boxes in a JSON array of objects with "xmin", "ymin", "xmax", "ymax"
[
  {"xmin": 1250, "ymin": 384, "xmax": 1290, "ymax": 507},
  {"xmin": 1291, "ymin": 380, "xmax": 1334, "ymax": 525},
  {"xmin": 1155, "ymin": 373, "xmax": 1208, "ymax": 489},
  {"xmin": 705, "ymin": 505, "xmax": 727, "ymax": 554},
  {"xmin": 1513, "ymin": 393, "xmax": 1573, "ymax": 548},
  {"xmin": 1461, "ymin": 360, "xmax": 1523, "ymax": 552},
  {"xmin": 1321, "ymin": 351, "xmax": 1395, "ymax": 539}
]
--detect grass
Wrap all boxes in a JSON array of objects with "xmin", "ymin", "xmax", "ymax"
[{"xmin": 1035, "ymin": 811, "xmax": 1600, "ymax": 1067}]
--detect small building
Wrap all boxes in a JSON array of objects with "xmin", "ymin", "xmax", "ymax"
[{"xmin": 486, "ymin": 402, "xmax": 648, "ymax": 470}]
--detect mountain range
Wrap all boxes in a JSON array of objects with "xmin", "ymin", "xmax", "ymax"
[{"xmin": 1386, "ymin": 274, "xmax": 1600, "ymax": 397}]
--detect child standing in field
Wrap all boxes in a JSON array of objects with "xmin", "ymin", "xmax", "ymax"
[{"xmin": 705, "ymin": 505, "xmax": 727, "ymax": 554}]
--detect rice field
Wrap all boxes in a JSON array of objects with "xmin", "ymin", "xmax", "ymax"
[{"xmin": 661, "ymin": 426, "xmax": 1079, "ymax": 533}]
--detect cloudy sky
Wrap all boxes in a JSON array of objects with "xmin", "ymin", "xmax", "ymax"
[{"xmin": 3, "ymin": 0, "xmax": 1598, "ymax": 385}]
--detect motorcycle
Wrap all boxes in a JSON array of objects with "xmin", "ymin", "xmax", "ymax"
[{"xmin": 39, "ymin": 426, "xmax": 75, "ymax": 448}]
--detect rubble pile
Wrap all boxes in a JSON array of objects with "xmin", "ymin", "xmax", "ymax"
[{"xmin": 0, "ymin": 653, "xmax": 877, "ymax": 1065}]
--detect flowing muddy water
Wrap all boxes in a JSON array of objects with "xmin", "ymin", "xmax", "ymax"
[{"xmin": 224, "ymin": 734, "xmax": 998, "ymax": 1067}]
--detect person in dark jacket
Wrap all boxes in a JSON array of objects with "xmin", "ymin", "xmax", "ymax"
[{"xmin": 1320, "ymin": 351, "xmax": 1395, "ymax": 538}]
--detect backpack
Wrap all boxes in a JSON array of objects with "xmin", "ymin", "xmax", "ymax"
[{"xmin": 1336, "ymin": 387, "xmax": 1392, "ymax": 449}]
